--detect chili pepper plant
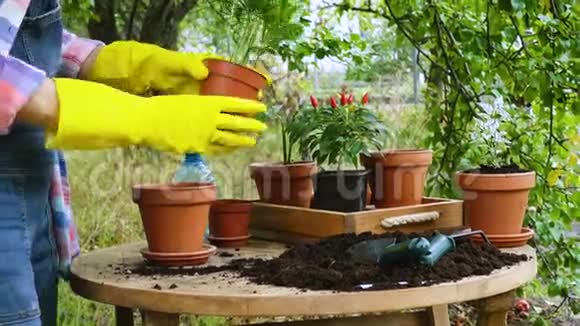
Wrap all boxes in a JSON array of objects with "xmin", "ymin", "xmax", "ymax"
[{"xmin": 290, "ymin": 91, "xmax": 386, "ymax": 212}]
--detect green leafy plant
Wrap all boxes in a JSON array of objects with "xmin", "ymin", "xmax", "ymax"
[
  {"xmin": 205, "ymin": 0, "xmax": 307, "ymax": 65},
  {"xmin": 293, "ymin": 92, "xmax": 386, "ymax": 170},
  {"xmin": 261, "ymin": 100, "xmax": 316, "ymax": 165},
  {"xmin": 467, "ymin": 94, "xmax": 536, "ymax": 169},
  {"xmin": 335, "ymin": 0, "xmax": 578, "ymax": 318}
]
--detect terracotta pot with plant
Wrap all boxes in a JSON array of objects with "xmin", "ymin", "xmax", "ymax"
[
  {"xmin": 132, "ymin": 182, "xmax": 217, "ymax": 264},
  {"xmin": 292, "ymin": 91, "xmax": 386, "ymax": 212},
  {"xmin": 200, "ymin": 1, "xmax": 304, "ymax": 100},
  {"xmin": 455, "ymin": 96, "xmax": 536, "ymax": 247},
  {"xmin": 250, "ymin": 97, "xmax": 318, "ymax": 207}
]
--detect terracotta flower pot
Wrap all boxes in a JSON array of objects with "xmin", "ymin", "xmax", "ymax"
[
  {"xmin": 132, "ymin": 182, "xmax": 217, "ymax": 253},
  {"xmin": 361, "ymin": 149, "xmax": 433, "ymax": 208},
  {"xmin": 249, "ymin": 161, "xmax": 317, "ymax": 207},
  {"xmin": 209, "ymin": 199, "xmax": 252, "ymax": 238},
  {"xmin": 456, "ymin": 171, "xmax": 535, "ymax": 235},
  {"xmin": 201, "ymin": 59, "xmax": 268, "ymax": 100}
]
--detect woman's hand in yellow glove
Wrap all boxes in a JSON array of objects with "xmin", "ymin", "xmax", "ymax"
[
  {"xmin": 47, "ymin": 79, "xmax": 267, "ymax": 154},
  {"xmin": 84, "ymin": 41, "xmax": 219, "ymax": 96}
]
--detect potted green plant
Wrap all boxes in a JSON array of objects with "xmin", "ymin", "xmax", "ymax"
[
  {"xmin": 293, "ymin": 92, "xmax": 386, "ymax": 212},
  {"xmin": 200, "ymin": 0, "xmax": 305, "ymax": 100},
  {"xmin": 455, "ymin": 96, "xmax": 535, "ymax": 245},
  {"xmin": 250, "ymin": 99, "xmax": 318, "ymax": 207}
]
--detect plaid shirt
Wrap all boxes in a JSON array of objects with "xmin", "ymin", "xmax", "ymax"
[{"xmin": 0, "ymin": 0, "xmax": 102, "ymax": 276}]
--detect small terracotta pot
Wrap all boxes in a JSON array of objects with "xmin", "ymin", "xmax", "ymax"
[
  {"xmin": 456, "ymin": 171, "xmax": 535, "ymax": 235},
  {"xmin": 201, "ymin": 59, "xmax": 268, "ymax": 100},
  {"xmin": 361, "ymin": 149, "xmax": 433, "ymax": 208},
  {"xmin": 209, "ymin": 199, "xmax": 252, "ymax": 238},
  {"xmin": 132, "ymin": 182, "xmax": 217, "ymax": 253},
  {"xmin": 249, "ymin": 161, "xmax": 317, "ymax": 207}
]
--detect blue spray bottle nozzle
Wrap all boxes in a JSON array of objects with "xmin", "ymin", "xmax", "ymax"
[{"xmin": 184, "ymin": 153, "xmax": 202, "ymax": 164}]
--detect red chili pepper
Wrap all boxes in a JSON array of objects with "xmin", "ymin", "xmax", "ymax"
[
  {"xmin": 330, "ymin": 97, "xmax": 338, "ymax": 109},
  {"xmin": 347, "ymin": 94, "xmax": 354, "ymax": 104},
  {"xmin": 340, "ymin": 92, "xmax": 347, "ymax": 106},
  {"xmin": 310, "ymin": 95, "xmax": 318, "ymax": 108},
  {"xmin": 361, "ymin": 92, "xmax": 369, "ymax": 104}
]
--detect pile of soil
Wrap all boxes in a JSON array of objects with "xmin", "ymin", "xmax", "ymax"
[{"xmin": 129, "ymin": 232, "xmax": 529, "ymax": 292}]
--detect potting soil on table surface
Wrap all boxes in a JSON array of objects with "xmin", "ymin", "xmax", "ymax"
[{"xmin": 126, "ymin": 232, "xmax": 529, "ymax": 292}]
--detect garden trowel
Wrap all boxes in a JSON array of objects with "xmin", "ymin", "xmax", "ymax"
[{"xmin": 347, "ymin": 229, "xmax": 490, "ymax": 267}]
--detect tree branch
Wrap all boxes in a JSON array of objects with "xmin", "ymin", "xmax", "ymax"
[
  {"xmin": 509, "ymin": 15, "xmax": 531, "ymax": 58},
  {"xmin": 125, "ymin": 0, "xmax": 140, "ymax": 39}
]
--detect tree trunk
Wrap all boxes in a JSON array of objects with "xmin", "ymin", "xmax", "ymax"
[
  {"xmin": 87, "ymin": 0, "xmax": 199, "ymax": 49},
  {"xmin": 139, "ymin": 0, "xmax": 199, "ymax": 49},
  {"xmin": 87, "ymin": 0, "xmax": 121, "ymax": 44}
]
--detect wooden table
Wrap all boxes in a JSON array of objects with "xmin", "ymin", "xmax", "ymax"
[{"xmin": 70, "ymin": 240, "xmax": 536, "ymax": 326}]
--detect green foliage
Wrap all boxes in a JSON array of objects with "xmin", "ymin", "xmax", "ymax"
[
  {"xmin": 291, "ymin": 93, "xmax": 386, "ymax": 170},
  {"xmin": 199, "ymin": 0, "xmax": 308, "ymax": 65},
  {"xmin": 337, "ymin": 0, "xmax": 579, "ymax": 317},
  {"xmin": 60, "ymin": 0, "xmax": 94, "ymax": 33},
  {"xmin": 345, "ymin": 21, "xmax": 413, "ymax": 81}
]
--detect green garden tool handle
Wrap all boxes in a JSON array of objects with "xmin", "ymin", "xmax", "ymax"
[
  {"xmin": 378, "ymin": 237, "xmax": 431, "ymax": 266},
  {"xmin": 420, "ymin": 232, "xmax": 456, "ymax": 266}
]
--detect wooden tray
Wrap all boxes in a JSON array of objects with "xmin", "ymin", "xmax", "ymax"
[{"xmin": 249, "ymin": 197, "xmax": 463, "ymax": 243}]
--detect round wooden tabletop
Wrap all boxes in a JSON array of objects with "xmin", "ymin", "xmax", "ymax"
[{"xmin": 70, "ymin": 240, "xmax": 536, "ymax": 317}]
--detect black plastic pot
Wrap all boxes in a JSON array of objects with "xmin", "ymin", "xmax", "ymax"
[{"xmin": 311, "ymin": 170, "xmax": 369, "ymax": 212}]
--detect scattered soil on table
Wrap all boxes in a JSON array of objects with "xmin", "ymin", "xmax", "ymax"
[
  {"xmin": 218, "ymin": 252, "xmax": 235, "ymax": 258},
  {"xmin": 124, "ymin": 232, "xmax": 529, "ymax": 292},
  {"xmin": 465, "ymin": 164, "xmax": 530, "ymax": 174}
]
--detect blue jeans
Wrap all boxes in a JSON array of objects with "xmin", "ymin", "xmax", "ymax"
[{"xmin": 0, "ymin": 0, "xmax": 63, "ymax": 325}]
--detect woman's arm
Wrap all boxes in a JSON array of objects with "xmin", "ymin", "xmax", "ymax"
[
  {"xmin": 14, "ymin": 30, "xmax": 104, "ymax": 132},
  {"xmin": 0, "ymin": 3, "xmax": 48, "ymax": 134},
  {"xmin": 15, "ymin": 79, "xmax": 59, "ymax": 132},
  {"xmin": 59, "ymin": 30, "xmax": 103, "ymax": 79}
]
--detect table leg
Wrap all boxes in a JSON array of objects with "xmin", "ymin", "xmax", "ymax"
[
  {"xmin": 115, "ymin": 306, "xmax": 134, "ymax": 326},
  {"xmin": 427, "ymin": 304, "xmax": 450, "ymax": 326},
  {"xmin": 475, "ymin": 290, "xmax": 516, "ymax": 326},
  {"xmin": 141, "ymin": 310, "xmax": 180, "ymax": 326}
]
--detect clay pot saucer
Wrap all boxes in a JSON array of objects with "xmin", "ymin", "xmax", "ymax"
[
  {"xmin": 140, "ymin": 244, "xmax": 217, "ymax": 266},
  {"xmin": 208, "ymin": 235, "xmax": 251, "ymax": 248},
  {"xmin": 472, "ymin": 227, "xmax": 534, "ymax": 248}
]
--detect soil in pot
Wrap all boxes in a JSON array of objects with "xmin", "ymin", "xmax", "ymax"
[
  {"xmin": 361, "ymin": 149, "xmax": 433, "ymax": 208},
  {"xmin": 132, "ymin": 182, "xmax": 217, "ymax": 253},
  {"xmin": 456, "ymin": 167, "xmax": 535, "ymax": 235},
  {"xmin": 125, "ymin": 231, "xmax": 529, "ymax": 292},
  {"xmin": 311, "ymin": 170, "xmax": 369, "ymax": 213},
  {"xmin": 249, "ymin": 161, "xmax": 316, "ymax": 208},
  {"xmin": 201, "ymin": 59, "xmax": 268, "ymax": 100}
]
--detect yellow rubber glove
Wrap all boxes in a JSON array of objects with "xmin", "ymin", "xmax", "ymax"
[
  {"xmin": 47, "ymin": 79, "xmax": 267, "ymax": 154},
  {"xmin": 86, "ymin": 41, "xmax": 219, "ymax": 95}
]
